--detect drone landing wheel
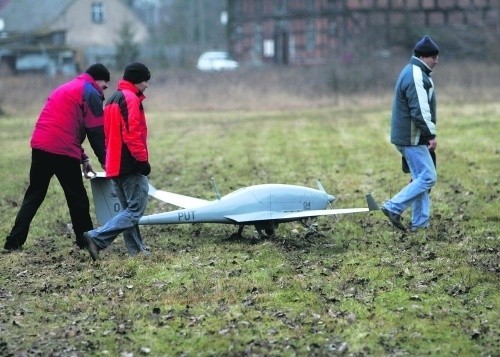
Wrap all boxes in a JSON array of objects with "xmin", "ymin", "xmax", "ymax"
[{"xmin": 265, "ymin": 229, "xmax": 275, "ymax": 236}]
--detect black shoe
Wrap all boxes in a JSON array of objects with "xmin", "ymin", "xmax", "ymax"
[
  {"xmin": 83, "ymin": 232, "xmax": 99, "ymax": 261},
  {"xmin": 75, "ymin": 236, "xmax": 88, "ymax": 249},
  {"xmin": 2, "ymin": 246, "xmax": 22, "ymax": 254},
  {"xmin": 3, "ymin": 241, "xmax": 22, "ymax": 253},
  {"xmin": 381, "ymin": 207, "xmax": 407, "ymax": 231}
]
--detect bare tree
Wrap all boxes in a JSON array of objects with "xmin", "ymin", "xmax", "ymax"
[{"xmin": 115, "ymin": 22, "xmax": 140, "ymax": 69}]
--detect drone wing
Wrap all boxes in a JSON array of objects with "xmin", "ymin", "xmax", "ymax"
[
  {"xmin": 225, "ymin": 208, "xmax": 370, "ymax": 223},
  {"xmin": 148, "ymin": 185, "xmax": 210, "ymax": 209},
  {"xmin": 89, "ymin": 172, "xmax": 210, "ymax": 209},
  {"xmin": 224, "ymin": 194, "xmax": 378, "ymax": 223},
  {"xmin": 269, "ymin": 207, "xmax": 371, "ymax": 220}
]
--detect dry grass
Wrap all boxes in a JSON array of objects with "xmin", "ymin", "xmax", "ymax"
[
  {"xmin": 1, "ymin": 57, "xmax": 498, "ymax": 117},
  {"xmin": 0, "ymin": 58, "xmax": 498, "ymax": 354},
  {"xmin": 0, "ymin": 101, "xmax": 498, "ymax": 355}
]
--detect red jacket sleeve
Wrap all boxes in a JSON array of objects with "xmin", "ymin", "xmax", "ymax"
[{"xmin": 122, "ymin": 92, "xmax": 148, "ymax": 162}]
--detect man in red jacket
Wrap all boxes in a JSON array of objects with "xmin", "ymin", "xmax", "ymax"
[
  {"xmin": 84, "ymin": 62, "xmax": 152, "ymax": 260},
  {"xmin": 3, "ymin": 64, "xmax": 110, "ymax": 252}
]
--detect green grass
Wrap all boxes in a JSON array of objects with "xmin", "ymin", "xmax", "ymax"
[{"xmin": 0, "ymin": 99, "xmax": 498, "ymax": 356}]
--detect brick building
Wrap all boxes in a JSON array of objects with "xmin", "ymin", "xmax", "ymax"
[{"xmin": 227, "ymin": 0, "xmax": 499, "ymax": 65}]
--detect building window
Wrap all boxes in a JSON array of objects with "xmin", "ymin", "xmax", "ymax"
[
  {"xmin": 91, "ymin": 2, "xmax": 105, "ymax": 24},
  {"xmin": 274, "ymin": 0, "xmax": 286, "ymax": 13},
  {"xmin": 328, "ymin": 19, "xmax": 338, "ymax": 36},
  {"xmin": 256, "ymin": 0, "xmax": 263, "ymax": 15},
  {"xmin": 263, "ymin": 39, "xmax": 275, "ymax": 58},
  {"xmin": 253, "ymin": 24, "xmax": 263, "ymax": 58},
  {"xmin": 306, "ymin": 20, "xmax": 315, "ymax": 51},
  {"xmin": 307, "ymin": 0, "xmax": 316, "ymax": 11}
]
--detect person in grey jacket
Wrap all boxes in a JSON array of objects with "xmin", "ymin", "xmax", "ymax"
[{"xmin": 381, "ymin": 35, "xmax": 439, "ymax": 232}]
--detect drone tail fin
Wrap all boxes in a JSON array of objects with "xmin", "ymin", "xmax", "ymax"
[
  {"xmin": 366, "ymin": 194, "xmax": 380, "ymax": 211},
  {"xmin": 89, "ymin": 175, "xmax": 122, "ymax": 225}
]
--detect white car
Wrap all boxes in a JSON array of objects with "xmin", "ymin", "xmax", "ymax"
[{"xmin": 196, "ymin": 51, "xmax": 239, "ymax": 71}]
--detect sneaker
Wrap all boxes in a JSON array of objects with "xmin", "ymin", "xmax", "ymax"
[
  {"xmin": 83, "ymin": 232, "xmax": 99, "ymax": 261},
  {"xmin": 381, "ymin": 207, "xmax": 407, "ymax": 231}
]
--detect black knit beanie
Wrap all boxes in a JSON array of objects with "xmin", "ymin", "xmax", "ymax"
[
  {"xmin": 123, "ymin": 62, "xmax": 151, "ymax": 84},
  {"xmin": 413, "ymin": 35, "xmax": 439, "ymax": 57},
  {"xmin": 85, "ymin": 63, "xmax": 110, "ymax": 82}
]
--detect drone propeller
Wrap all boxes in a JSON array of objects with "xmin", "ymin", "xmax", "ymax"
[{"xmin": 317, "ymin": 179, "xmax": 336, "ymax": 207}]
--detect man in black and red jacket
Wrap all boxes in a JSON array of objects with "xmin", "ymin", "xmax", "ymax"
[
  {"xmin": 84, "ymin": 62, "xmax": 152, "ymax": 261},
  {"xmin": 4, "ymin": 64, "xmax": 110, "ymax": 252}
]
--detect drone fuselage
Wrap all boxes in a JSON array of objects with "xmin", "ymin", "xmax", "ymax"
[{"xmin": 139, "ymin": 184, "xmax": 335, "ymax": 225}]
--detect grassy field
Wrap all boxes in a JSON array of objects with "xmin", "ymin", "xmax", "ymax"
[{"xmin": 0, "ymin": 67, "xmax": 499, "ymax": 355}]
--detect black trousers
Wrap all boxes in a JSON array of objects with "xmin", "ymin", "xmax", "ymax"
[{"xmin": 4, "ymin": 149, "xmax": 93, "ymax": 249}]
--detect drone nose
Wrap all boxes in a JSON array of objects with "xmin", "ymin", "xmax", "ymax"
[{"xmin": 327, "ymin": 194, "xmax": 336, "ymax": 203}]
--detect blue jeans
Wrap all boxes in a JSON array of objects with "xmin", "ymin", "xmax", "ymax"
[
  {"xmin": 383, "ymin": 145, "xmax": 437, "ymax": 229},
  {"xmin": 88, "ymin": 173, "xmax": 149, "ymax": 255}
]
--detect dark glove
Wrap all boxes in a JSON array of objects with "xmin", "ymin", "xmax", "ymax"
[
  {"xmin": 137, "ymin": 161, "xmax": 151, "ymax": 176},
  {"xmin": 402, "ymin": 156, "xmax": 410, "ymax": 173}
]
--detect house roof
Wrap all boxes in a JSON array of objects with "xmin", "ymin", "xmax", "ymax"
[
  {"xmin": 0, "ymin": 0, "xmax": 9, "ymax": 12},
  {"xmin": 0, "ymin": 0, "xmax": 74, "ymax": 32}
]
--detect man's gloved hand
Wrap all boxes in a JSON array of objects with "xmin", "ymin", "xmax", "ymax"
[
  {"xmin": 82, "ymin": 160, "xmax": 96, "ymax": 178},
  {"xmin": 137, "ymin": 161, "xmax": 151, "ymax": 176}
]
